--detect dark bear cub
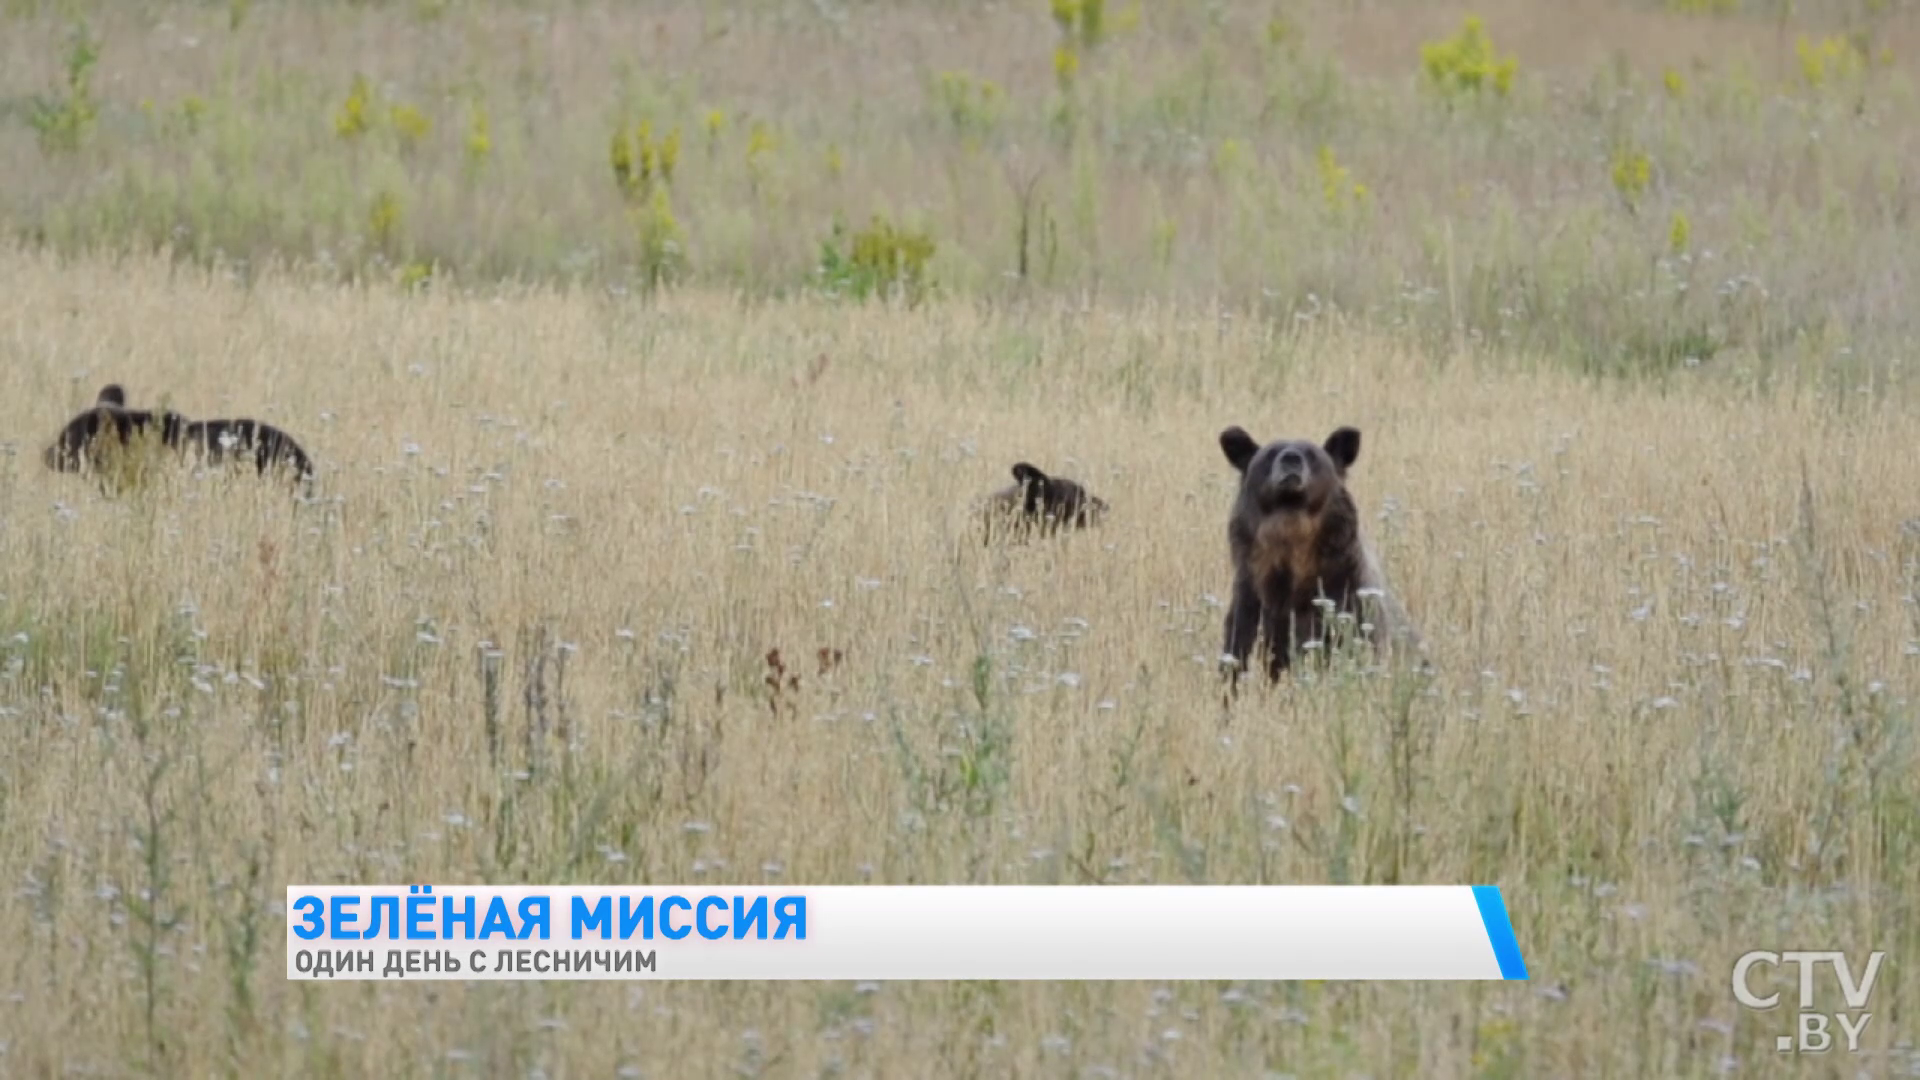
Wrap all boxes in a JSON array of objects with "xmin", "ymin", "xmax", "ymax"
[
  {"xmin": 44, "ymin": 384, "xmax": 316, "ymax": 492},
  {"xmin": 42, "ymin": 384, "xmax": 189, "ymax": 475},
  {"xmin": 1218, "ymin": 424, "xmax": 1416, "ymax": 684},
  {"xmin": 981, "ymin": 462, "xmax": 1110, "ymax": 544}
]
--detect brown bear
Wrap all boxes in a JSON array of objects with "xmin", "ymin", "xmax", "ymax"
[
  {"xmin": 43, "ymin": 384, "xmax": 316, "ymax": 494},
  {"xmin": 981, "ymin": 462, "xmax": 1110, "ymax": 544},
  {"xmin": 1217, "ymin": 423, "xmax": 1420, "ymax": 684}
]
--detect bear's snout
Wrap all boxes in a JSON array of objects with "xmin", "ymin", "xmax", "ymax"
[{"xmin": 1266, "ymin": 446, "xmax": 1309, "ymax": 491}]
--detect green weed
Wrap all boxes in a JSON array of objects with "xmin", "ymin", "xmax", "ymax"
[
  {"xmin": 932, "ymin": 71, "xmax": 1004, "ymax": 144},
  {"xmin": 1609, "ymin": 144, "xmax": 1652, "ymax": 214},
  {"xmin": 367, "ymin": 188, "xmax": 402, "ymax": 253},
  {"xmin": 632, "ymin": 187, "xmax": 685, "ymax": 291},
  {"xmin": 28, "ymin": 21, "xmax": 100, "ymax": 154},
  {"xmin": 1667, "ymin": 210, "xmax": 1690, "ymax": 255},
  {"xmin": 334, "ymin": 74, "xmax": 375, "ymax": 140},
  {"xmin": 1419, "ymin": 16, "xmax": 1518, "ymax": 100},
  {"xmin": 1796, "ymin": 35, "xmax": 1868, "ymax": 90},
  {"xmin": 388, "ymin": 102, "xmax": 431, "ymax": 150},
  {"xmin": 1316, "ymin": 145, "xmax": 1370, "ymax": 222},
  {"xmin": 815, "ymin": 214, "xmax": 936, "ymax": 305},
  {"xmin": 465, "ymin": 102, "xmax": 492, "ymax": 170}
]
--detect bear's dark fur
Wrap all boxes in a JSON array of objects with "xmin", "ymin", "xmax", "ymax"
[
  {"xmin": 1217, "ymin": 424, "xmax": 1419, "ymax": 684},
  {"xmin": 981, "ymin": 462, "xmax": 1109, "ymax": 544},
  {"xmin": 43, "ymin": 384, "xmax": 315, "ymax": 493}
]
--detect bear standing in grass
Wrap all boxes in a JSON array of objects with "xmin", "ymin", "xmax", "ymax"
[{"xmin": 1217, "ymin": 423, "xmax": 1419, "ymax": 684}]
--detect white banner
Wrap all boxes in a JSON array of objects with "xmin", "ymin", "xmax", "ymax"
[{"xmin": 286, "ymin": 884, "xmax": 1528, "ymax": 981}]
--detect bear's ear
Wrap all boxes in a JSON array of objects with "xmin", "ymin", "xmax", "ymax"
[
  {"xmin": 1324, "ymin": 427, "xmax": 1361, "ymax": 472},
  {"xmin": 96, "ymin": 384, "xmax": 126, "ymax": 407},
  {"xmin": 1011, "ymin": 462, "xmax": 1049, "ymax": 487},
  {"xmin": 1219, "ymin": 427, "xmax": 1259, "ymax": 473}
]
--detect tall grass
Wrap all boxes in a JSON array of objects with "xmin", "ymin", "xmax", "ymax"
[
  {"xmin": 1, "ymin": 0, "xmax": 1917, "ymax": 380},
  {"xmin": 0, "ymin": 245, "xmax": 1915, "ymax": 1074}
]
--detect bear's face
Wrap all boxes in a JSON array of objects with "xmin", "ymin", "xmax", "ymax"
[{"xmin": 1219, "ymin": 425, "xmax": 1360, "ymax": 517}]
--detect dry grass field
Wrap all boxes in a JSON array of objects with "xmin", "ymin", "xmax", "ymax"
[
  {"xmin": 3, "ymin": 0, "xmax": 1920, "ymax": 1076},
  {"xmin": 2, "ymin": 247, "xmax": 1917, "ymax": 1076}
]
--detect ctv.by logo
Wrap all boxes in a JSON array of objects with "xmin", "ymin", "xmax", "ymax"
[{"xmin": 1731, "ymin": 950, "xmax": 1886, "ymax": 1054}]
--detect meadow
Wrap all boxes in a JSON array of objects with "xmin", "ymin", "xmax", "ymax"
[
  {"xmin": 2, "ymin": 0, "xmax": 1920, "ymax": 1076},
  {"xmin": 2, "ymin": 0, "xmax": 1919, "ymax": 379}
]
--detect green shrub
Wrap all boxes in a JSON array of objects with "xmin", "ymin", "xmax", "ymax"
[
  {"xmin": 815, "ymin": 215, "xmax": 936, "ymax": 304},
  {"xmin": 28, "ymin": 21, "xmax": 100, "ymax": 154},
  {"xmin": 1419, "ymin": 16, "xmax": 1517, "ymax": 100},
  {"xmin": 931, "ymin": 71, "xmax": 1004, "ymax": 143}
]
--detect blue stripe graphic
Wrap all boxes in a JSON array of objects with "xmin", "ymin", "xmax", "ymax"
[{"xmin": 1471, "ymin": 885, "xmax": 1528, "ymax": 980}]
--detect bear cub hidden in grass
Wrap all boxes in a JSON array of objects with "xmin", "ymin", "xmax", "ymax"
[
  {"xmin": 981, "ymin": 462, "xmax": 1109, "ymax": 544},
  {"xmin": 43, "ymin": 384, "xmax": 316, "ymax": 493},
  {"xmin": 1218, "ymin": 424, "xmax": 1421, "ymax": 684}
]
